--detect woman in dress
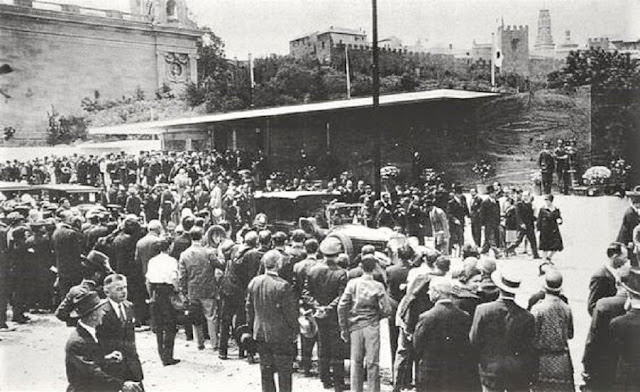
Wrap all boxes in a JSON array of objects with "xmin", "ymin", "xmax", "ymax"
[
  {"xmin": 537, "ymin": 194, "xmax": 563, "ymax": 262},
  {"xmin": 530, "ymin": 269, "xmax": 574, "ymax": 392},
  {"xmin": 146, "ymin": 238, "xmax": 181, "ymax": 366}
]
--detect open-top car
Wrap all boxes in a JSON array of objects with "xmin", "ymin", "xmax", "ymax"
[{"xmin": 254, "ymin": 190, "xmax": 406, "ymax": 261}]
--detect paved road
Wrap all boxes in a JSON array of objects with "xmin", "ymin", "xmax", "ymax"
[{"xmin": 0, "ymin": 195, "xmax": 630, "ymax": 391}]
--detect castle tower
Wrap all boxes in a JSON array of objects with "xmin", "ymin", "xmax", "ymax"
[
  {"xmin": 534, "ymin": 9, "xmax": 555, "ymax": 57},
  {"xmin": 497, "ymin": 24, "xmax": 530, "ymax": 76}
]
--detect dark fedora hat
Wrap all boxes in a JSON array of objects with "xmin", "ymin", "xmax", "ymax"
[
  {"xmin": 81, "ymin": 250, "xmax": 113, "ymax": 275},
  {"xmin": 69, "ymin": 291, "xmax": 108, "ymax": 318},
  {"xmin": 621, "ymin": 267, "xmax": 640, "ymax": 297}
]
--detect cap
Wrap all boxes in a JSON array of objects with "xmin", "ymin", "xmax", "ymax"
[{"xmin": 319, "ymin": 237, "xmax": 342, "ymax": 256}]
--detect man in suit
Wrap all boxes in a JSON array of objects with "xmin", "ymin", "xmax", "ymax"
[
  {"xmin": 538, "ymin": 141, "xmax": 555, "ymax": 195},
  {"xmin": 303, "ymin": 237, "xmax": 348, "ymax": 390},
  {"xmin": 480, "ymin": 186, "xmax": 501, "ymax": 256},
  {"xmin": 447, "ymin": 184, "xmax": 469, "ymax": 257},
  {"xmin": 135, "ymin": 220, "xmax": 163, "ymax": 280},
  {"xmin": 169, "ymin": 215, "xmax": 194, "ymax": 260},
  {"xmin": 610, "ymin": 267, "xmax": 640, "ymax": 390},
  {"xmin": 53, "ymin": 211, "xmax": 85, "ymax": 300},
  {"xmin": 56, "ymin": 250, "xmax": 113, "ymax": 325},
  {"xmin": 112, "ymin": 216, "xmax": 146, "ymax": 328},
  {"xmin": 293, "ymin": 238, "xmax": 320, "ymax": 375},
  {"xmin": 246, "ymin": 249, "xmax": 298, "ymax": 392},
  {"xmin": 65, "ymin": 291, "xmax": 141, "ymax": 392},
  {"xmin": 582, "ymin": 278, "xmax": 629, "ymax": 391},
  {"xmin": 413, "ymin": 277, "xmax": 479, "ymax": 392},
  {"xmin": 386, "ymin": 244, "xmax": 415, "ymax": 392},
  {"xmin": 616, "ymin": 190, "xmax": 640, "ymax": 267},
  {"xmin": 469, "ymin": 188, "xmax": 483, "ymax": 248},
  {"xmin": 469, "ymin": 269, "xmax": 536, "ymax": 392},
  {"xmin": 505, "ymin": 191, "xmax": 540, "ymax": 259},
  {"xmin": 588, "ymin": 242, "xmax": 631, "ymax": 316},
  {"xmin": 97, "ymin": 274, "xmax": 144, "ymax": 384},
  {"xmin": 178, "ymin": 226, "xmax": 224, "ymax": 350},
  {"xmin": 219, "ymin": 231, "xmax": 258, "ymax": 360}
]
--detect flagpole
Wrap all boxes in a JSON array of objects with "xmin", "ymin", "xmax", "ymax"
[
  {"xmin": 345, "ymin": 44, "xmax": 351, "ymax": 99},
  {"xmin": 249, "ymin": 52, "xmax": 255, "ymax": 107},
  {"xmin": 491, "ymin": 32, "xmax": 495, "ymax": 88}
]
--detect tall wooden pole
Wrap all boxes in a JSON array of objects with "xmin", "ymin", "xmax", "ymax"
[{"xmin": 372, "ymin": 0, "xmax": 381, "ymax": 198}]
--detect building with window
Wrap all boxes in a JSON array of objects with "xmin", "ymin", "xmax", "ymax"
[{"xmin": 289, "ymin": 26, "xmax": 367, "ymax": 63}]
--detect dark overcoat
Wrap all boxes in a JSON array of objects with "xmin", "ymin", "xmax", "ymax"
[{"xmin": 469, "ymin": 298, "xmax": 537, "ymax": 390}]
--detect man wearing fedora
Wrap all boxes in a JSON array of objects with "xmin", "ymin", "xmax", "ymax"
[
  {"xmin": 304, "ymin": 236, "xmax": 348, "ymax": 390},
  {"xmin": 480, "ymin": 186, "xmax": 501, "ymax": 257},
  {"xmin": 470, "ymin": 269, "xmax": 536, "ymax": 392},
  {"xmin": 53, "ymin": 210, "xmax": 85, "ymax": 301},
  {"xmin": 413, "ymin": 277, "xmax": 479, "ymax": 392},
  {"xmin": 610, "ymin": 267, "xmax": 640, "ymax": 390},
  {"xmin": 56, "ymin": 250, "xmax": 113, "ymax": 326},
  {"xmin": 64, "ymin": 290, "xmax": 142, "ymax": 392},
  {"xmin": 246, "ymin": 249, "xmax": 298, "ymax": 392},
  {"xmin": 616, "ymin": 188, "xmax": 640, "ymax": 267}
]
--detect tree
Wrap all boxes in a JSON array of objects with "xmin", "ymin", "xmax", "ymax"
[{"xmin": 548, "ymin": 48, "xmax": 640, "ymax": 91}]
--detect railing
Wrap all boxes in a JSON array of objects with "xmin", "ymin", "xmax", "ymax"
[{"xmin": 1, "ymin": 0, "xmax": 150, "ymax": 22}]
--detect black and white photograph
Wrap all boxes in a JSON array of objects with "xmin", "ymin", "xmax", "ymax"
[{"xmin": 1, "ymin": 0, "xmax": 640, "ymax": 391}]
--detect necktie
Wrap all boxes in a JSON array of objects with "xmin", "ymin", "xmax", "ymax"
[{"xmin": 119, "ymin": 303, "xmax": 126, "ymax": 322}]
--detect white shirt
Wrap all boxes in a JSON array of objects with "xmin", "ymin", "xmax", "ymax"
[
  {"xmin": 78, "ymin": 320, "xmax": 98, "ymax": 343},
  {"xmin": 146, "ymin": 253, "xmax": 179, "ymax": 286},
  {"xmin": 108, "ymin": 299, "xmax": 126, "ymax": 321}
]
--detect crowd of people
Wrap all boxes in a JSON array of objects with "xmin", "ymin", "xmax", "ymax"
[{"xmin": 1, "ymin": 147, "xmax": 639, "ymax": 392}]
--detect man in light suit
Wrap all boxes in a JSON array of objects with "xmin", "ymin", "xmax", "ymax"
[
  {"xmin": 469, "ymin": 269, "xmax": 536, "ymax": 392},
  {"xmin": 246, "ymin": 249, "xmax": 298, "ymax": 392},
  {"xmin": 96, "ymin": 274, "xmax": 144, "ymax": 385}
]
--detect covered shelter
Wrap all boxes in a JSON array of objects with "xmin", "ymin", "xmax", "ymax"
[{"xmin": 89, "ymin": 89, "xmax": 497, "ymax": 182}]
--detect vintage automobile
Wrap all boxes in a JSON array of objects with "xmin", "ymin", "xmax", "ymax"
[
  {"xmin": 0, "ymin": 182, "xmax": 102, "ymax": 215},
  {"xmin": 253, "ymin": 190, "xmax": 340, "ymax": 232},
  {"xmin": 253, "ymin": 190, "xmax": 406, "ymax": 260},
  {"xmin": 38, "ymin": 184, "xmax": 101, "ymax": 206}
]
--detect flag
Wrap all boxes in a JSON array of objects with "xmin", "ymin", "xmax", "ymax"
[{"xmin": 494, "ymin": 49, "xmax": 503, "ymax": 68}]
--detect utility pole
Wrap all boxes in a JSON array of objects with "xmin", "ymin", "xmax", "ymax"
[{"xmin": 372, "ymin": 0, "xmax": 381, "ymax": 198}]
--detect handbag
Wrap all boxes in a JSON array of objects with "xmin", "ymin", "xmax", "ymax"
[{"xmin": 169, "ymin": 292, "xmax": 187, "ymax": 312}]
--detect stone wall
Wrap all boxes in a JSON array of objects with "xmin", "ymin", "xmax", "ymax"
[{"xmin": 0, "ymin": 3, "xmax": 200, "ymax": 142}]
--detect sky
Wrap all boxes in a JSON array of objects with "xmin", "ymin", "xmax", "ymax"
[{"xmin": 52, "ymin": 0, "xmax": 638, "ymax": 59}]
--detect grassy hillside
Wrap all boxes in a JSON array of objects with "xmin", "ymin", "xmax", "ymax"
[{"xmin": 469, "ymin": 87, "xmax": 591, "ymax": 186}]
